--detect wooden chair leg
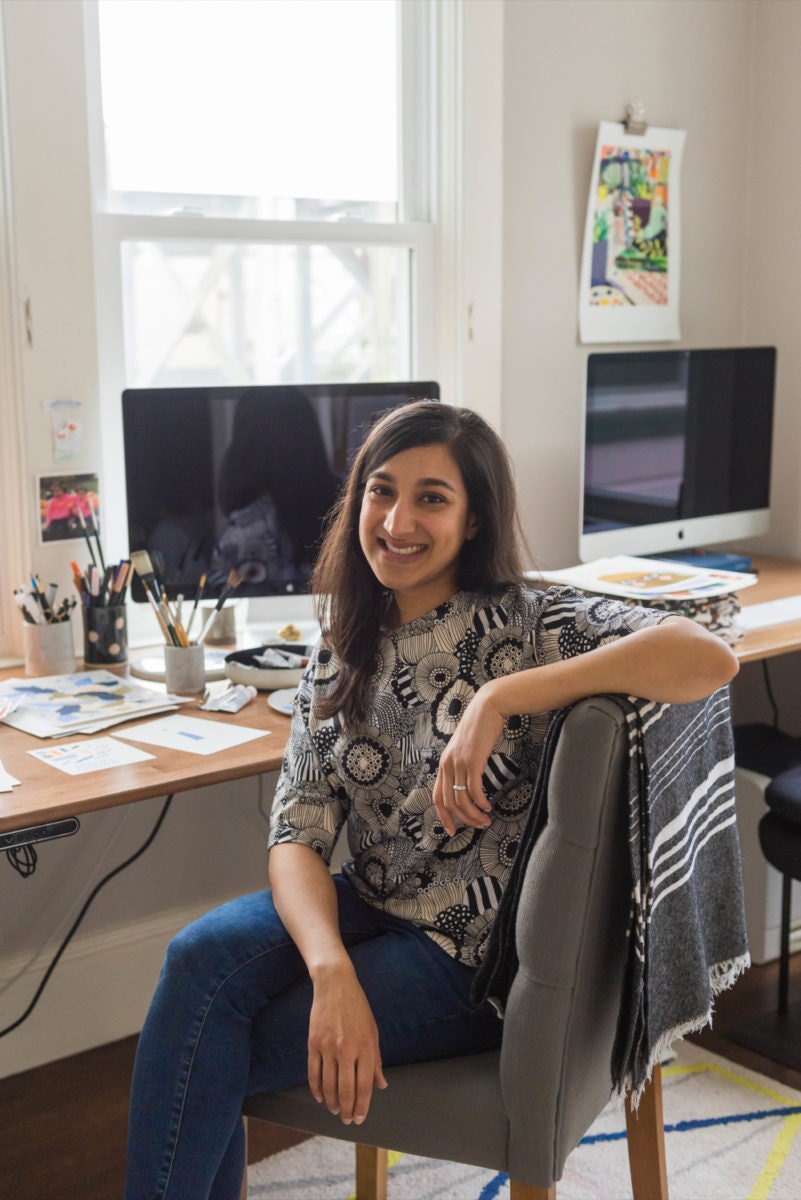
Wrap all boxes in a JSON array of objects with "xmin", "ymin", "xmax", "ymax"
[
  {"xmin": 355, "ymin": 1144, "xmax": 388, "ymax": 1200},
  {"xmin": 351, "ymin": 1149, "xmax": 554, "ymax": 1200},
  {"xmin": 625, "ymin": 1061, "xmax": 669, "ymax": 1200},
  {"xmin": 238, "ymin": 1116, "xmax": 249, "ymax": 1200},
  {"xmin": 510, "ymin": 1180, "xmax": 557, "ymax": 1199}
]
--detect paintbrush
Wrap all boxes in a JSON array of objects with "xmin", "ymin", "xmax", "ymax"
[
  {"xmin": 185, "ymin": 572, "xmax": 207, "ymax": 638},
  {"xmin": 110, "ymin": 559, "xmax": 131, "ymax": 604},
  {"xmin": 75, "ymin": 506, "xmax": 97, "ymax": 568},
  {"xmin": 86, "ymin": 508, "xmax": 106, "ymax": 571},
  {"xmin": 130, "ymin": 549, "xmax": 182, "ymax": 646},
  {"xmin": 197, "ymin": 569, "xmax": 242, "ymax": 645}
]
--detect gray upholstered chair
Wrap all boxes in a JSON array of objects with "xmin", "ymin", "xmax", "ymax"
[{"xmin": 242, "ymin": 696, "xmax": 669, "ymax": 1200}]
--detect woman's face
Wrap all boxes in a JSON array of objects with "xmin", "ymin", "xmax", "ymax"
[{"xmin": 358, "ymin": 442, "xmax": 477, "ymax": 625}]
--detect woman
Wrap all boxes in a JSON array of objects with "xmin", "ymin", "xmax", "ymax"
[{"xmin": 125, "ymin": 401, "xmax": 738, "ymax": 1199}]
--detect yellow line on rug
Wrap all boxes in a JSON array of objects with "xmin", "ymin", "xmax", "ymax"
[{"xmin": 664, "ymin": 1057, "xmax": 801, "ymax": 1198}]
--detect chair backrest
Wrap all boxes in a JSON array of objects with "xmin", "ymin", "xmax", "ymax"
[
  {"xmin": 243, "ymin": 696, "xmax": 636, "ymax": 1191},
  {"xmin": 501, "ymin": 695, "xmax": 631, "ymax": 1183}
]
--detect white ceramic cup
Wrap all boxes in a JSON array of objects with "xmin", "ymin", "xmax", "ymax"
[
  {"xmin": 164, "ymin": 644, "xmax": 206, "ymax": 695},
  {"xmin": 23, "ymin": 620, "xmax": 77, "ymax": 676}
]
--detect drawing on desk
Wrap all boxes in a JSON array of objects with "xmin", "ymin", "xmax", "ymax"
[
  {"xmin": 114, "ymin": 714, "xmax": 270, "ymax": 756},
  {"xmin": 542, "ymin": 556, "xmax": 758, "ymax": 601},
  {"xmin": 28, "ymin": 736, "xmax": 156, "ymax": 775},
  {"xmin": 0, "ymin": 669, "xmax": 179, "ymax": 738}
]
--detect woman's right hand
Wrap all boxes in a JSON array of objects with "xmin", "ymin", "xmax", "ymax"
[
  {"xmin": 268, "ymin": 843, "xmax": 388, "ymax": 1123},
  {"xmin": 307, "ymin": 959, "xmax": 388, "ymax": 1124}
]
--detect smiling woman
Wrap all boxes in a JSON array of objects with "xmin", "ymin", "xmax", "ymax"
[
  {"xmin": 358, "ymin": 444, "xmax": 479, "ymax": 625},
  {"xmin": 123, "ymin": 401, "xmax": 738, "ymax": 1200}
]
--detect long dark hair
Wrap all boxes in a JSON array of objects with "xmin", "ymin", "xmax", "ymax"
[
  {"xmin": 217, "ymin": 389, "xmax": 339, "ymax": 568},
  {"xmin": 311, "ymin": 400, "xmax": 529, "ymax": 725}
]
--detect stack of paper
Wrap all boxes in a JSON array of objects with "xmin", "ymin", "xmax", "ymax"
[
  {"xmin": 0, "ymin": 670, "xmax": 179, "ymax": 738},
  {"xmin": 538, "ymin": 556, "xmax": 758, "ymax": 601}
]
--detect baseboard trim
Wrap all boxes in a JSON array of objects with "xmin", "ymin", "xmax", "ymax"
[{"xmin": 0, "ymin": 898, "xmax": 224, "ymax": 1078}]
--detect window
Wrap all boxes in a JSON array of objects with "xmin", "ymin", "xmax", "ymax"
[{"xmin": 89, "ymin": 0, "xmax": 433, "ymax": 390}]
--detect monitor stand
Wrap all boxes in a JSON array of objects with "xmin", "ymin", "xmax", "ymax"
[
  {"xmin": 243, "ymin": 593, "xmax": 319, "ymax": 645},
  {"xmin": 128, "ymin": 596, "xmax": 320, "ymax": 683},
  {"xmin": 128, "ymin": 646, "xmax": 229, "ymax": 683}
]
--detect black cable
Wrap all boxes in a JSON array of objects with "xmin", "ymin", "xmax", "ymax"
[
  {"xmin": 0, "ymin": 793, "xmax": 174, "ymax": 1039},
  {"xmin": 6, "ymin": 843, "xmax": 38, "ymax": 877},
  {"xmin": 761, "ymin": 658, "xmax": 780, "ymax": 728}
]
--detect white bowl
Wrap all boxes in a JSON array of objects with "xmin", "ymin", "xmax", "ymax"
[{"xmin": 223, "ymin": 644, "xmax": 310, "ymax": 692}]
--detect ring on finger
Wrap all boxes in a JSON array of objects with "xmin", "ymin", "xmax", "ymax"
[{"xmin": 453, "ymin": 784, "xmax": 468, "ymax": 792}]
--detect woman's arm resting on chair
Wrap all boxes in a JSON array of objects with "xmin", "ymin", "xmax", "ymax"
[
  {"xmin": 434, "ymin": 617, "xmax": 739, "ymax": 834},
  {"xmin": 269, "ymin": 842, "xmax": 388, "ymax": 1125}
]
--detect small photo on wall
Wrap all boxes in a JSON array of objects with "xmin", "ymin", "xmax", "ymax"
[{"xmin": 38, "ymin": 472, "xmax": 101, "ymax": 544}]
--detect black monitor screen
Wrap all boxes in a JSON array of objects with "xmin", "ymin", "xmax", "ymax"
[
  {"xmin": 122, "ymin": 382, "xmax": 440, "ymax": 601},
  {"xmin": 583, "ymin": 347, "xmax": 775, "ymax": 535}
]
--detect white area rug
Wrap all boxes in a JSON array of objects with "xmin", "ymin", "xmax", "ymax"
[{"xmin": 248, "ymin": 1041, "xmax": 801, "ymax": 1199}]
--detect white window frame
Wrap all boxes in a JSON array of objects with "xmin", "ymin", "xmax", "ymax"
[
  {"xmin": 83, "ymin": 0, "xmax": 440, "ymax": 558},
  {"xmin": 0, "ymin": 0, "xmax": 502, "ymax": 657}
]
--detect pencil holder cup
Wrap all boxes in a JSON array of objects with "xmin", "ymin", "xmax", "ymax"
[
  {"xmin": 82, "ymin": 604, "xmax": 128, "ymax": 665},
  {"xmin": 164, "ymin": 643, "xmax": 206, "ymax": 695},
  {"xmin": 200, "ymin": 604, "xmax": 237, "ymax": 644},
  {"xmin": 23, "ymin": 620, "xmax": 77, "ymax": 676}
]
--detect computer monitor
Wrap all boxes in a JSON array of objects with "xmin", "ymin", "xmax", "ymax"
[
  {"xmin": 122, "ymin": 381, "xmax": 440, "ymax": 602},
  {"xmin": 579, "ymin": 347, "xmax": 776, "ymax": 561}
]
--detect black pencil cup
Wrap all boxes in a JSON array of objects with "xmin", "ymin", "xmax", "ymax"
[{"xmin": 82, "ymin": 604, "xmax": 128, "ymax": 665}]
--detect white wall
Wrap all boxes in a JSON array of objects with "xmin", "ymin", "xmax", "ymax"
[
  {"xmin": 501, "ymin": 0, "xmax": 757, "ymax": 569},
  {"xmin": 2, "ymin": 0, "xmax": 102, "ymax": 618},
  {"xmin": 741, "ymin": 0, "xmax": 801, "ymax": 557},
  {"xmin": 0, "ymin": 776, "xmax": 277, "ymax": 1075}
]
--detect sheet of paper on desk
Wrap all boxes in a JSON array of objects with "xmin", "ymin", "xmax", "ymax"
[
  {"xmin": 114, "ymin": 714, "xmax": 270, "ymax": 756},
  {"xmin": 27, "ymin": 737, "xmax": 156, "ymax": 775},
  {"xmin": 0, "ymin": 757, "xmax": 21, "ymax": 792}
]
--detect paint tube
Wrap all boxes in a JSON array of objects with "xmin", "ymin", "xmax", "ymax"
[{"xmin": 201, "ymin": 684, "xmax": 258, "ymax": 713}]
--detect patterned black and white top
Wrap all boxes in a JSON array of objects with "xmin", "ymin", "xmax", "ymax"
[{"xmin": 268, "ymin": 584, "xmax": 667, "ymax": 966}]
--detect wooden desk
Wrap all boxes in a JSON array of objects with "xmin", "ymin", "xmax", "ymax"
[
  {"xmin": 734, "ymin": 554, "xmax": 801, "ymax": 663},
  {"xmin": 0, "ymin": 680, "xmax": 291, "ymax": 835},
  {"xmin": 2, "ymin": 553, "xmax": 801, "ymax": 837}
]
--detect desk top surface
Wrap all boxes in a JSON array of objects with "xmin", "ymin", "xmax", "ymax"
[
  {"xmin": 2, "ymin": 553, "xmax": 800, "ymax": 833},
  {"xmin": 0, "ymin": 682, "xmax": 291, "ymax": 833},
  {"xmin": 733, "ymin": 554, "xmax": 801, "ymax": 662}
]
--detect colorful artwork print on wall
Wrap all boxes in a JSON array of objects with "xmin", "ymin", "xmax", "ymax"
[
  {"xmin": 579, "ymin": 121, "xmax": 686, "ymax": 343},
  {"xmin": 592, "ymin": 144, "xmax": 671, "ymax": 304},
  {"xmin": 38, "ymin": 471, "xmax": 101, "ymax": 545}
]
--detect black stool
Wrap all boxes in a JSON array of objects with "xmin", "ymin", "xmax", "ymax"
[
  {"xmin": 760, "ymin": 770, "xmax": 801, "ymax": 1017},
  {"xmin": 731, "ymin": 724, "xmax": 801, "ymax": 1070}
]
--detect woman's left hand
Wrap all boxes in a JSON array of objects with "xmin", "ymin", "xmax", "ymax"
[{"xmin": 433, "ymin": 683, "xmax": 505, "ymax": 836}]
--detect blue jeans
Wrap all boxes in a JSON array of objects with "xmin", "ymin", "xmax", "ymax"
[{"xmin": 125, "ymin": 874, "xmax": 503, "ymax": 1200}]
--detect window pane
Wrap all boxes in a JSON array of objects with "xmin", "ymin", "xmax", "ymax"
[
  {"xmin": 121, "ymin": 241, "xmax": 411, "ymax": 386},
  {"xmin": 97, "ymin": 0, "xmax": 399, "ymax": 220}
]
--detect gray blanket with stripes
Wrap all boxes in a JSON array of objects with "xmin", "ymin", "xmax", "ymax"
[{"xmin": 473, "ymin": 686, "xmax": 750, "ymax": 1098}]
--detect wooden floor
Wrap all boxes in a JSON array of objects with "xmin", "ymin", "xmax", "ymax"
[{"xmin": 1, "ymin": 955, "xmax": 799, "ymax": 1200}]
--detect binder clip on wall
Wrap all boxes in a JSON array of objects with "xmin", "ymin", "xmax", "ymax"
[{"xmin": 624, "ymin": 101, "xmax": 648, "ymax": 136}]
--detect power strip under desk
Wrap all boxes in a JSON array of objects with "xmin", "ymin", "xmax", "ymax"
[{"xmin": 738, "ymin": 594, "xmax": 801, "ymax": 631}]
